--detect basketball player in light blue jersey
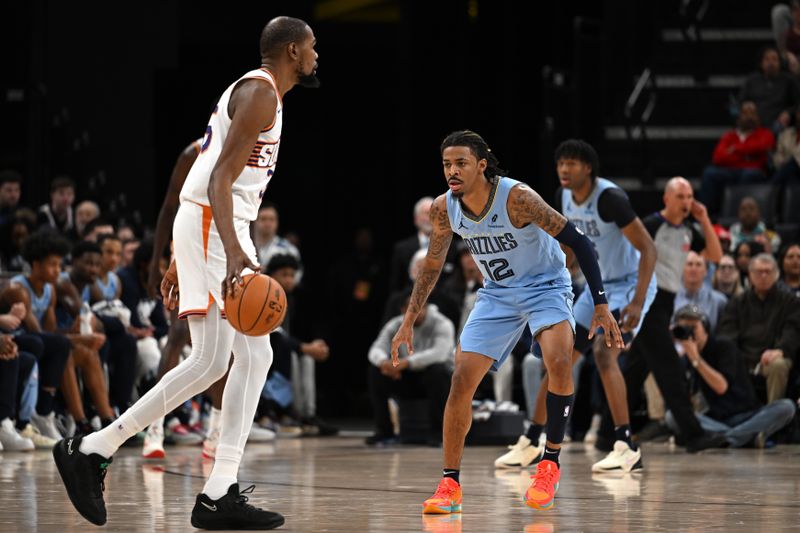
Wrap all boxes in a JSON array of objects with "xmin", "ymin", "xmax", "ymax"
[
  {"xmin": 392, "ymin": 131, "xmax": 622, "ymax": 513},
  {"xmin": 496, "ymin": 140, "xmax": 657, "ymax": 474}
]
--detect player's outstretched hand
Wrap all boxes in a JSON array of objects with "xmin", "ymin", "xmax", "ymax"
[
  {"xmin": 161, "ymin": 260, "xmax": 180, "ymax": 310},
  {"xmin": 222, "ymin": 247, "xmax": 261, "ymax": 300},
  {"xmin": 391, "ymin": 321, "xmax": 415, "ymax": 368},
  {"xmin": 619, "ymin": 300, "xmax": 643, "ymax": 334},
  {"xmin": 588, "ymin": 304, "xmax": 624, "ymax": 349}
]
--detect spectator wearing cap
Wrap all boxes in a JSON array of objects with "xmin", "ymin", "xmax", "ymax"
[
  {"xmin": 717, "ymin": 253, "xmax": 800, "ymax": 403},
  {"xmin": 37, "ymin": 177, "xmax": 76, "ymax": 236},
  {"xmin": 667, "ymin": 305, "xmax": 796, "ymax": 447},
  {"xmin": 674, "ymin": 251, "xmax": 729, "ymax": 331}
]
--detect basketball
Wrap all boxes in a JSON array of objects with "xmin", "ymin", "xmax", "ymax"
[{"xmin": 224, "ymin": 273, "xmax": 287, "ymax": 336}]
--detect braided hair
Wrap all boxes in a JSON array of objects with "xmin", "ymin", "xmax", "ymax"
[{"xmin": 440, "ymin": 130, "xmax": 506, "ymax": 181}]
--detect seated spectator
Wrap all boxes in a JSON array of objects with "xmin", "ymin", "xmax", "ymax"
[
  {"xmin": 728, "ymin": 197, "xmax": 781, "ymax": 254},
  {"xmin": 383, "ymin": 249, "xmax": 460, "ymax": 328},
  {"xmin": 733, "ymin": 240, "xmax": 765, "ymax": 287},
  {"xmin": 120, "ymin": 238, "xmax": 140, "ymax": 269},
  {"xmin": 700, "ymin": 101, "xmax": 775, "ymax": 215},
  {"xmin": 739, "ymin": 46, "xmax": 799, "ymax": 132},
  {"xmin": 667, "ymin": 305, "xmax": 796, "ymax": 447},
  {"xmin": 82, "ymin": 217, "xmax": 115, "ymax": 243},
  {"xmin": 118, "ymin": 240, "xmax": 169, "ymax": 390},
  {"xmin": 713, "ymin": 254, "xmax": 745, "ymax": 298},
  {"xmin": 717, "ymin": 253, "xmax": 800, "ymax": 403},
  {"xmin": 674, "ymin": 251, "xmax": 729, "ymax": 330},
  {"xmin": 97, "ymin": 235, "xmax": 122, "ymax": 300},
  {"xmin": 72, "ymin": 200, "xmax": 99, "ymax": 242},
  {"xmin": 778, "ymin": 243, "xmax": 800, "ymax": 297},
  {"xmin": 366, "ymin": 293, "xmax": 454, "ymax": 446},
  {"xmin": 116, "ymin": 223, "xmax": 136, "ymax": 243},
  {"xmin": 0, "ymin": 170, "xmax": 22, "ymax": 228},
  {"xmin": 262, "ymin": 254, "xmax": 333, "ymax": 436},
  {"xmin": 772, "ymin": 106, "xmax": 800, "ymax": 187},
  {"xmin": 254, "ymin": 203, "xmax": 301, "ymax": 276},
  {"xmin": 0, "ymin": 209, "xmax": 36, "ymax": 273},
  {"xmin": 773, "ymin": 2, "xmax": 800, "ymax": 71},
  {"xmin": 37, "ymin": 177, "xmax": 76, "ymax": 236}
]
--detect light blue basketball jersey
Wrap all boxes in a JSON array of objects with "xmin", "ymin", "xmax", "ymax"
[
  {"xmin": 447, "ymin": 177, "xmax": 571, "ymax": 289},
  {"xmin": 96, "ymin": 271, "xmax": 119, "ymax": 301},
  {"xmin": 561, "ymin": 178, "xmax": 639, "ymax": 282},
  {"xmin": 58, "ymin": 272, "xmax": 91, "ymax": 303},
  {"xmin": 11, "ymin": 275, "xmax": 52, "ymax": 323}
]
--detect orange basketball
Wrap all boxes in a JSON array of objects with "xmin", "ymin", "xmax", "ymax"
[{"xmin": 224, "ymin": 273, "xmax": 287, "ymax": 336}]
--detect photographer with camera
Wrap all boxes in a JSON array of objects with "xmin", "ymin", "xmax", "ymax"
[{"xmin": 666, "ymin": 305, "xmax": 796, "ymax": 448}]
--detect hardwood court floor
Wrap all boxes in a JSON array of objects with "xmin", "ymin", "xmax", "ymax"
[{"xmin": 2, "ymin": 436, "xmax": 799, "ymax": 532}]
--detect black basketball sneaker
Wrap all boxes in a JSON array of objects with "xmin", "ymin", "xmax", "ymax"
[
  {"xmin": 191, "ymin": 483, "xmax": 285, "ymax": 530},
  {"xmin": 52, "ymin": 434, "xmax": 113, "ymax": 525}
]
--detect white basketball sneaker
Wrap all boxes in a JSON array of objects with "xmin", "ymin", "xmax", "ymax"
[
  {"xmin": 591, "ymin": 440, "xmax": 643, "ymax": 473},
  {"xmin": 0, "ymin": 418, "xmax": 34, "ymax": 451},
  {"xmin": 248, "ymin": 424, "xmax": 277, "ymax": 443},
  {"xmin": 19, "ymin": 423, "xmax": 57, "ymax": 449},
  {"xmin": 31, "ymin": 412, "xmax": 62, "ymax": 440},
  {"xmin": 142, "ymin": 423, "xmax": 166, "ymax": 459},
  {"xmin": 494, "ymin": 435, "xmax": 544, "ymax": 469}
]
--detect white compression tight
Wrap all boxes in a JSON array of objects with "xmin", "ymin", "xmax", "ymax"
[{"xmin": 80, "ymin": 305, "xmax": 273, "ymax": 498}]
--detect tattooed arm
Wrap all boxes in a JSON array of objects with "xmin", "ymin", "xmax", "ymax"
[
  {"xmin": 391, "ymin": 194, "xmax": 453, "ymax": 365},
  {"xmin": 507, "ymin": 184, "xmax": 567, "ymax": 235}
]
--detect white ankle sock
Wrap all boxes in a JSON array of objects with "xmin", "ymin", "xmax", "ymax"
[
  {"xmin": 203, "ymin": 444, "xmax": 241, "ymax": 499},
  {"xmin": 79, "ymin": 416, "xmax": 137, "ymax": 458}
]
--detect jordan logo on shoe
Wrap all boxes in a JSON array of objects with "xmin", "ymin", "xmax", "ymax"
[
  {"xmin": 201, "ymin": 502, "xmax": 217, "ymax": 512},
  {"xmin": 67, "ymin": 439, "xmax": 74, "ymax": 455}
]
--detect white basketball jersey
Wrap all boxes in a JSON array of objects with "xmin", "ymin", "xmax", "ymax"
[{"xmin": 180, "ymin": 68, "xmax": 282, "ymax": 221}]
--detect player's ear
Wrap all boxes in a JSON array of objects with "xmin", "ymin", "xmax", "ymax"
[
  {"xmin": 478, "ymin": 158, "xmax": 487, "ymax": 173},
  {"xmin": 288, "ymin": 42, "xmax": 298, "ymax": 59}
]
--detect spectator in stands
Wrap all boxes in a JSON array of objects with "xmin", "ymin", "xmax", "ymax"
[
  {"xmin": 772, "ymin": 106, "xmax": 800, "ymax": 187},
  {"xmin": 718, "ymin": 253, "xmax": 800, "ymax": 403},
  {"xmin": 37, "ymin": 177, "xmax": 76, "ymax": 236},
  {"xmin": 254, "ymin": 203, "xmax": 301, "ymax": 273},
  {"xmin": 733, "ymin": 240, "xmax": 765, "ymax": 285},
  {"xmin": 713, "ymin": 254, "xmax": 745, "ymax": 298},
  {"xmin": 674, "ymin": 251, "xmax": 729, "ymax": 331},
  {"xmin": 383, "ymin": 248, "xmax": 460, "ymax": 328},
  {"xmin": 264, "ymin": 254, "xmax": 334, "ymax": 436},
  {"xmin": 739, "ymin": 47, "xmax": 800, "ymax": 132},
  {"xmin": 729, "ymin": 197, "xmax": 781, "ymax": 254},
  {"xmin": 0, "ymin": 170, "xmax": 22, "ymax": 228},
  {"xmin": 72, "ymin": 201, "xmax": 100, "ymax": 242},
  {"xmin": 97, "ymin": 235, "xmax": 122, "ymax": 300},
  {"xmin": 779, "ymin": 243, "xmax": 800, "ymax": 297},
  {"xmin": 118, "ymin": 240, "xmax": 169, "ymax": 393},
  {"xmin": 773, "ymin": 2, "xmax": 800, "ymax": 72},
  {"xmin": 667, "ymin": 305, "xmax": 796, "ymax": 448},
  {"xmin": 116, "ymin": 224, "xmax": 136, "ymax": 243},
  {"xmin": 700, "ymin": 102, "xmax": 775, "ymax": 215},
  {"xmin": 82, "ymin": 218, "xmax": 115, "ymax": 243},
  {"xmin": 388, "ymin": 197, "xmax": 458, "ymax": 293},
  {"xmin": 120, "ymin": 238, "xmax": 140, "ymax": 269},
  {"xmin": 0, "ymin": 209, "xmax": 36, "ymax": 273},
  {"xmin": 366, "ymin": 292, "xmax": 453, "ymax": 446}
]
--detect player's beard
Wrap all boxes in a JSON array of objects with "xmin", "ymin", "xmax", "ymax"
[
  {"xmin": 451, "ymin": 191, "xmax": 464, "ymax": 199},
  {"xmin": 297, "ymin": 63, "xmax": 320, "ymax": 88}
]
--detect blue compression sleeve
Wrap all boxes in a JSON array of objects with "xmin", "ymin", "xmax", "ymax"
[{"xmin": 554, "ymin": 222, "xmax": 608, "ymax": 305}]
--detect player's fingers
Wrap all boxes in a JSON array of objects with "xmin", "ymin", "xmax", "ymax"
[
  {"xmin": 612, "ymin": 321, "xmax": 624, "ymax": 348},
  {"xmin": 587, "ymin": 320, "xmax": 597, "ymax": 340}
]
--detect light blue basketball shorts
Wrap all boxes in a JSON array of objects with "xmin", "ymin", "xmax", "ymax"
[
  {"xmin": 572, "ymin": 273, "xmax": 657, "ymax": 341},
  {"xmin": 459, "ymin": 281, "xmax": 575, "ymax": 371}
]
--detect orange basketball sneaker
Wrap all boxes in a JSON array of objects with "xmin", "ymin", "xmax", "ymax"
[
  {"xmin": 525, "ymin": 460, "xmax": 560, "ymax": 510},
  {"xmin": 422, "ymin": 477, "xmax": 462, "ymax": 514}
]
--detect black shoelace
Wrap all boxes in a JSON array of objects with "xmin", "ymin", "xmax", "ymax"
[{"xmin": 235, "ymin": 485, "xmax": 263, "ymax": 513}]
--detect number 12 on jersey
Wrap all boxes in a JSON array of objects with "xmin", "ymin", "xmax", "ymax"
[{"xmin": 479, "ymin": 258, "xmax": 514, "ymax": 282}]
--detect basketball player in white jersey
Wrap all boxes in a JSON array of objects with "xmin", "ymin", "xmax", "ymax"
[{"xmin": 53, "ymin": 16, "xmax": 319, "ymax": 530}]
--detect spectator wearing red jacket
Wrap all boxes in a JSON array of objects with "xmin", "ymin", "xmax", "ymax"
[{"xmin": 700, "ymin": 101, "xmax": 775, "ymax": 216}]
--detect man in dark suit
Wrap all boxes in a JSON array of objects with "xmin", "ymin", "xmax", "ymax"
[{"xmin": 389, "ymin": 196, "xmax": 458, "ymax": 292}]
